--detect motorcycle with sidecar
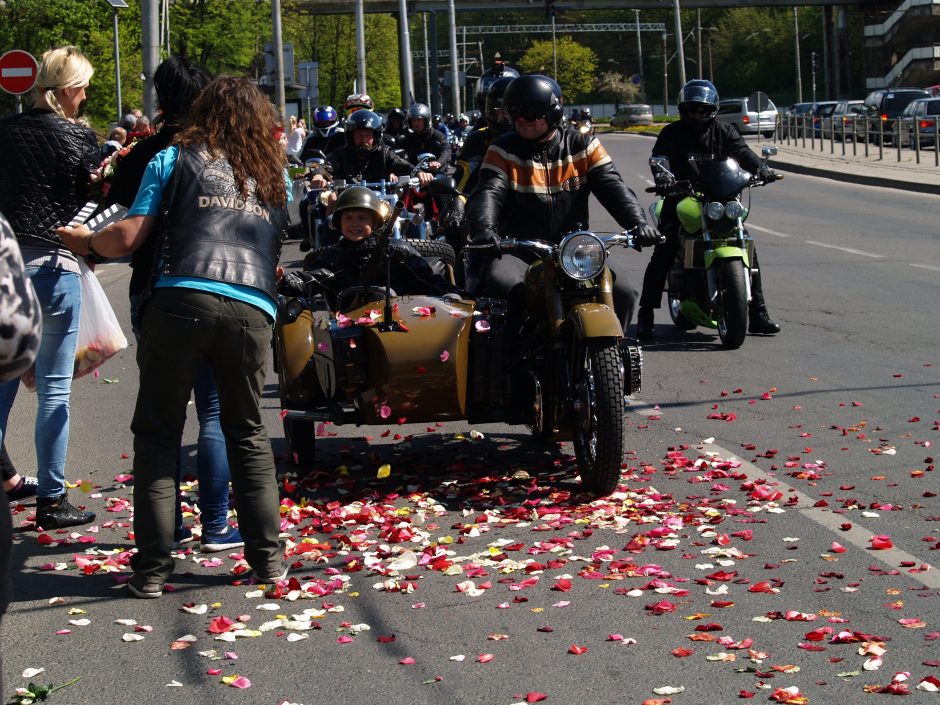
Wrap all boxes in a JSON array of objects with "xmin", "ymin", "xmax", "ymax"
[{"xmin": 274, "ymin": 206, "xmax": 644, "ymax": 497}]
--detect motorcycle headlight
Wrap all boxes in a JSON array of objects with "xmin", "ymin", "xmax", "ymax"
[
  {"xmin": 705, "ymin": 201, "xmax": 725, "ymax": 220},
  {"xmin": 559, "ymin": 232, "xmax": 605, "ymax": 280},
  {"xmin": 579, "ymin": 124, "xmax": 590, "ymax": 133},
  {"xmin": 724, "ymin": 200, "xmax": 745, "ymax": 220}
]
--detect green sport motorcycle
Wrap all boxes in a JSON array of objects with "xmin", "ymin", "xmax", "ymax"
[{"xmin": 647, "ymin": 147, "xmax": 779, "ymax": 349}]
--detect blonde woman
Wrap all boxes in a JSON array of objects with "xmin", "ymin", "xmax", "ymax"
[{"xmin": 0, "ymin": 46, "xmax": 99, "ymax": 529}]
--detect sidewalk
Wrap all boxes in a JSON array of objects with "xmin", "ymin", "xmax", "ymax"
[{"xmin": 763, "ymin": 135, "xmax": 940, "ymax": 195}]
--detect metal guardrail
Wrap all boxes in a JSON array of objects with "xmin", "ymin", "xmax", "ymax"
[{"xmin": 775, "ymin": 114, "xmax": 939, "ymax": 167}]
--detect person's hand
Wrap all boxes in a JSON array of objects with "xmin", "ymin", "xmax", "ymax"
[
  {"xmin": 470, "ymin": 230, "xmax": 501, "ymax": 259},
  {"xmin": 56, "ymin": 223, "xmax": 93, "ymax": 255},
  {"xmin": 387, "ymin": 238, "xmax": 417, "ymax": 261},
  {"xmin": 758, "ymin": 166, "xmax": 780, "ymax": 183},
  {"xmin": 634, "ymin": 224, "xmax": 665, "ymax": 250},
  {"xmin": 279, "ymin": 271, "xmax": 312, "ymax": 296},
  {"xmin": 654, "ymin": 171, "xmax": 675, "ymax": 190},
  {"xmin": 416, "ymin": 171, "xmax": 434, "ymax": 186},
  {"xmin": 309, "ymin": 173, "xmax": 328, "ymax": 188},
  {"xmin": 428, "ymin": 160, "xmax": 442, "ymax": 172},
  {"xmin": 389, "ymin": 173, "xmax": 399, "ymax": 183}
]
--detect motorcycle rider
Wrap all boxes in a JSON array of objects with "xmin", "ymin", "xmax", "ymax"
[
  {"xmin": 280, "ymin": 186, "xmax": 464, "ymax": 300},
  {"xmin": 299, "ymin": 105, "xmax": 344, "ymax": 162},
  {"xmin": 452, "ymin": 113, "xmax": 471, "ymax": 140},
  {"xmin": 403, "ymin": 103, "xmax": 450, "ymax": 172},
  {"xmin": 343, "ymin": 93, "xmax": 374, "ymax": 116},
  {"xmin": 433, "ymin": 114, "xmax": 450, "ymax": 139},
  {"xmin": 382, "ymin": 107, "xmax": 407, "ymax": 153},
  {"xmin": 454, "ymin": 76, "xmax": 515, "ymax": 193},
  {"xmin": 467, "ymin": 74, "xmax": 662, "ymax": 333},
  {"xmin": 636, "ymin": 79, "xmax": 781, "ymax": 339},
  {"xmin": 472, "ymin": 53, "xmax": 520, "ymax": 127}
]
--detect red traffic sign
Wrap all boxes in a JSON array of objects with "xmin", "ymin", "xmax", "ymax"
[{"xmin": 0, "ymin": 50, "xmax": 39, "ymax": 96}]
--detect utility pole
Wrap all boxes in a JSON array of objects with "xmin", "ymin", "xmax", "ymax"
[
  {"xmin": 696, "ymin": 9, "xmax": 702, "ymax": 80},
  {"xmin": 447, "ymin": 0, "xmax": 460, "ymax": 115},
  {"xmin": 794, "ymin": 7, "xmax": 803, "ymax": 103},
  {"xmin": 140, "ymin": 0, "xmax": 158, "ymax": 118},
  {"xmin": 398, "ymin": 0, "xmax": 415, "ymax": 103},
  {"xmin": 635, "ymin": 10, "xmax": 645, "ymax": 99},
  {"xmin": 545, "ymin": 0, "xmax": 558, "ymax": 80},
  {"xmin": 354, "ymin": 0, "xmax": 366, "ymax": 94},
  {"xmin": 662, "ymin": 31, "xmax": 669, "ymax": 115},
  {"xmin": 271, "ymin": 0, "xmax": 286, "ymax": 128},
  {"xmin": 673, "ymin": 0, "xmax": 686, "ymax": 87}
]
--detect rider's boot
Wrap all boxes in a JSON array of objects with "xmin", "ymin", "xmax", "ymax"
[
  {"xmin": 748, "ymin": 303, "xmax": 781, "ymax": 335},
  {"xmin": 636, "ymin": 306, "xmax": 654, "ymax": 340}
]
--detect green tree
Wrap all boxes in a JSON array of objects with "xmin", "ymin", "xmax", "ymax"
[
  {"xmin": 595, "ymin": 71, "xmax": 641, "ymax": 106},
  {"xmin": 518, "ymin": 36, "xmax": 597, "ymax": 102}
]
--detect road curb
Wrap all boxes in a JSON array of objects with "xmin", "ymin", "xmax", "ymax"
[{"xmin": 768, "ymin": 158, "xmax": 940, "ymax": 196}]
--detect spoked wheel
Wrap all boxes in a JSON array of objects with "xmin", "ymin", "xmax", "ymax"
[
  {"xmin": 572, "ymin": 338, "xmax": 625, "ymax": 497},
  {"xmin": 284, "ymin": 417, "xmax": 317, "ymax": 466},
  {"xmin": 716, "ymin": 259, "xmax": 749, "ymax": 349},
  {"xmin": 667, "ymin": 293, "xmax": 697, "ymax": 331}
]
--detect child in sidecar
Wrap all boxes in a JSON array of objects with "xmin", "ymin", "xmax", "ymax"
[{"xmin": 280, "ymin": 186, "xmax": 464, "ymax": 306}]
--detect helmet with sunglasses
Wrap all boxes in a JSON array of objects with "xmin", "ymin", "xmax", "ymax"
[
  {"xmin": 474, "ymin": 63, "xmax": 520, "ymax": 113},
  {"xmin": 677, "ymin": 79, "xmax": 720, "ymax": 120},
  {"xmin": 503, "ymin": 74, "xmax": 564, "ymax": 130}
]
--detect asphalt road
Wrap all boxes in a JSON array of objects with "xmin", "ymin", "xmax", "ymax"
[{"xmin": 3, "ymin": 134, "xmax": 939, "ymax": 705}]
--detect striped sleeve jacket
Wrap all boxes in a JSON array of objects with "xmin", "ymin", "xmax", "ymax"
[{"xmin": 468, "ymin": 126, "xmax": 647, "ymax": 242}]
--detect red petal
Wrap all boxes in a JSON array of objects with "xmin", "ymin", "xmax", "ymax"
[{"xmin": 525, "ymin": 693, "xmax": 548, "ymax": 703}]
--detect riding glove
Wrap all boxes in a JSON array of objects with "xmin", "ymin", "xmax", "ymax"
[
  {"xmin": 470, "ymin": 230, "xmax": 502, "ymax": 259},
  {"xmin": 635, "ymin": 224, "xmax": 665, "ymax": 248},
  {"xmin": 758, "ymin": 167, "xmax": 780, "ymax": 183},
  {"xmin": 654, "ymin": 172, "xmax": 675, "ymax": 190}
]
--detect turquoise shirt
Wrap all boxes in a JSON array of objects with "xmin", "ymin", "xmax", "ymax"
[{"xmin": 130, "ymin": 145, "xmax": 292, "ymax": 321}]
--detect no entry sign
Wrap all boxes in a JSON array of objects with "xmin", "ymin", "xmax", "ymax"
[{"xmin": 0, "ymin": 50, "xmax": 39, "ymax": 95}]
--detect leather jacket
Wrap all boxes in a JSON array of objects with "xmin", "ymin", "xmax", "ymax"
[
  {"xmin": 453, "ymin": 125, "xmax": 504, "ymax": 192},
  {"xmin": 153, "ymin": 146, "xmax": 286, "ymax": 301},
  {"xmin": 651, "ymin": 118, "xmax": 763, "ymax": 181},
  {"xmin": 323, "ymin": 144, "xmax": 415, "ymax": 183},
  {"xmin": 0, "ymin": 108, "xmax": 99, "ymax": 248},
  {"xmin": 469, "ymin": 126, "xmax": 648, "ymax": 242},
  {"xmin": 403, "ymin": 128, "xmax": 450, "ymax": 170}
]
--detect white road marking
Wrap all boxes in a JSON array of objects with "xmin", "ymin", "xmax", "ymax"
[
  {"xmin": 746, "ymin": 223, "xmax": 791, "ymax": 238},
  {"xmin": 805, "ymin": 239, "xmax": 883, "ymax": 258},
  {"xmin": 911, "ymin": 263, "xmax": 940, "ymax": 272}
]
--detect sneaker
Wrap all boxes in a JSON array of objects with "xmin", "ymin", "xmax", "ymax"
[
  {"xmin": 7, "ymin": 475, "xmax": 38, "ymax": 502},
  {"xmin": 636, "ymin": 307, "xmax": 654, "ymax": 340},
  {"xmin": 249, "ymin": 564, "xmax": 288, "ymax": 583},
  {"xmin": 172, "ymin": 525, "xmax": 194, "ymax": 549},
  {"xmin": 35, "ymin": 493, "xmax": 95, "ymax": 529},
  {"xmin": 126, "ymin": 575, "xmax": 163, "ymax": 599},
  {"xmin": 200, "ymin": 525, "xmax": 245, "ymax": 553}
]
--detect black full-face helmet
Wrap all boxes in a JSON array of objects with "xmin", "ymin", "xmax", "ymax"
[
  {"xmin": 344, "ymin": 109, "xmax": 385, "ymax": 153},
  {"xmin": 484, "ymin": 75, "xmax": 516, "ymax": 126},
  {"xmin": 677, "ymin": 79, "xmax": 720, "ymax": 119},
  {"xmin": 387, "ymin": 107, "xmax": 405, "ymax": 125},
  {"xmin": 502, "ymin": 74, "xmax": 564, "ymax": 131},
  {"xmin": 330, "ymin": 185, "xmax": 389, "ymax": 229}
]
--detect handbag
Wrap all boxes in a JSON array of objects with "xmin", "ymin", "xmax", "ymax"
[{"xmin": 22, "ymin": 260, "xmax": 128, "ymax": 390}]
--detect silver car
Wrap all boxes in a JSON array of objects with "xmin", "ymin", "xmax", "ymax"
[
  {"xmin": 610, "ymin": 104, "xmax": 653, "ymax": 128},
  {"xmin": 898, "ymin": 97, "xmax": 940, "ymax": 148},
  {"xmin": 716, "ymin": 96, "xmax": 777, "ymax": 138}
]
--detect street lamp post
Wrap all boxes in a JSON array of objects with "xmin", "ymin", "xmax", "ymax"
[
  {"xmin": 662, "ymin": 31, "xmax": 669, "ymax": 116},
  {"xmin": 672, "ymin": 0, "xmax": 687, "ymax": 87},
  {"xmin": 793, "ymin": 7, "xmax": 803, "ymax": 103},
  {"xmin": 635, "ymin": 10, "xmax": 645, "ymax": 99},
  {"xmin": 105, "ymin": 0, "xmax": 128, "ymax": 125}
]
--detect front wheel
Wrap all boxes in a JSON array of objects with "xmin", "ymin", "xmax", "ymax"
[
  {"xmin": 572, "ymin": 339, "xmax": 625, "ymax": 497},
  {"xmin": 716, "ymin": 259, "xmax": 748, "ymax": 349},
  {"xmin": 284, "ymin": 417, "xmax": 316, "ymax": 466}
]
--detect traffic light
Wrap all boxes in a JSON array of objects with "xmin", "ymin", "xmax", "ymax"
[{"xmin": 545, "ymin": 0, "xmax": 555, "ymax": 18}]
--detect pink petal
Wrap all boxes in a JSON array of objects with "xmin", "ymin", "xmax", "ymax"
[{"xmin": 229, "ymin": 676, "xmax": 251, "ymax": 689}]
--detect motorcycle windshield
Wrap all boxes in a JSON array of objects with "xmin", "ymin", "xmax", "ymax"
[{"xmin": 696, "ymin": 159, "xmax": 752, "ymax": 200}]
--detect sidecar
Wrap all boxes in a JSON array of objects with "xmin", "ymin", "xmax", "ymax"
[{"xmin": 275, "ymin": 239, "xmax": 507, "ymax": 466}]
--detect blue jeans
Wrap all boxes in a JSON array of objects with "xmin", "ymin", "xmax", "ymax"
[
  {"xmin": 0, "ymin": 267, "xmax": 81, "ymax": 499},
  {"xmin": 130, "ymin": 293, "xmax": 232, "ymax": 534}
]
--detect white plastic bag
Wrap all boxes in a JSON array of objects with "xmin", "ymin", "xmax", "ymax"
[{"xmin": 22, "ymin": 260, "xmax": 127, "ymax": 390}]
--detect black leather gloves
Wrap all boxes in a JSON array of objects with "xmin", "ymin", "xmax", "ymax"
[
  {"xmin": 470, "ymin": 230, "xmax": 502, "ymax": 259},
  {"xmin": 758, "ymin": 166, "xmax": 780, "ymax": 183},
  {"xmin": 279, "ymin": 269, "xmax": 334, "ymax": 296},
  {"xmin": 654, "ymin": 171, "xmax": 675, "ymax": 190},
  {"xmin": 635, "ymin": 224, "xmax": 665, "ymax": 248}
]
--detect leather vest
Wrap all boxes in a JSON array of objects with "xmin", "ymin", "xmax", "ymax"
[{"xmin": 156, "ymin": 146, "xmax": 286, "ymax": 300}]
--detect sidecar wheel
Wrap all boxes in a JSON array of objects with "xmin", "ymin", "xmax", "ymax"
[
  {"xmin": 284, "ymin": 417, "xmax": 317, "ymax": 466},
  {"xmin": 572, "ymin": 339, "xmax": 625, "ymax": 497},
  {"xmin": 716, "ymin": 259, "xmax": 748, "ymax": 349},
  {"xmin": 667, "ymin": 293, "xmax": 697, "ymax": 331}
]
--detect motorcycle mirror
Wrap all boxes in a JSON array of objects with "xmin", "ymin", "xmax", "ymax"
[
  {"xmin": 649, "ymin": 156, "xmax": 668, "ymax": 170},
  {"xmin": 416, "ymin": 152, "xmax": 437, "ymax": 163},
  {"xmin": 761, "ymin": 147, "xmax": 778, "ymax": 158},
  {"xmin": 425, "ymin": 177, "xmax": 458, "ymax": 196}
]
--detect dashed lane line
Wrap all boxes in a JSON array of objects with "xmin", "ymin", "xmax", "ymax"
[
  {"xmin": 804, "ymin": 239, "xmax": 883, "ymax": 258},
  {"xmin": 746, "ymin": 223, "xmax": 792, "ymax": 238}
]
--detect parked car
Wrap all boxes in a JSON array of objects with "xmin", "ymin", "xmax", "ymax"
[
  {"xmin": 610, "ymin": 104, "xmax": 654, "ymax": 128},
  {"xmin": 820, "ymin": 99, "xmax": 865, "ymax": 140},
  {"xmin": 716, "ymin": 95, "xmax": 777, "ymax": 137},
  {"xmin": 808, "ymin": 100, "xmax": 839, "ymax": 136},
  {"xmin": 785, "ymin": 102, "xmax": 814, "ymax": 118},
  {"xmin": 860, "ymin": 88, "xmax": 930, "ymax": 145},
  {"xmin": 927, "ymin": 85, "xmax": 940, "ymax": 98},
  {"xmin": 898, "ymin": 97, "xmax": 940, "ymax": 148}
]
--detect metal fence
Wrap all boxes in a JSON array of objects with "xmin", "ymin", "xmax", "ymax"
[{"xmin": 776, "ymin": 114, "xmax": 940, "ymax": 167}]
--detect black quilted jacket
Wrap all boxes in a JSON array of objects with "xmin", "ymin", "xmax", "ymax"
[{"xmin": 0, "ymin": 108, "xmax": 100, "ymax": 246}]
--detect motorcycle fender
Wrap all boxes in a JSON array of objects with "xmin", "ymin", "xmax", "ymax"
[
  {"xmin": 703, "ymin": 246, "xmax": 749, "ymax": 270},
  {"xmin": 568, "ymin": 303, "xmax": 623, "ymax": 339},
  {"xmin": 276, "ymin": 310, "xmax": 323, "ymax": 406}
]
